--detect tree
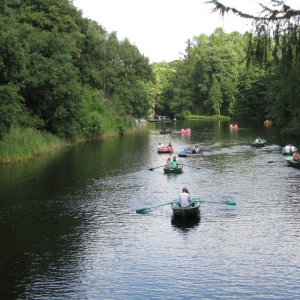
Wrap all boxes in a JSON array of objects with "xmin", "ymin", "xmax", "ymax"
[
  {"xmin": 207, "ymin": 0, "xmax": 300, "ymax": 134},
  {"xmin": 206, "ymin": 77, "xmax": 222, "ymax": 115}
]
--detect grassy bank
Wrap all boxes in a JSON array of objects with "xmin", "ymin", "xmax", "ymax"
[
  {"xmin": 185, "ymin": 115, "xmax": 231, "ymax": 121},
  {"xmin": 0, "ymin": 127, "xmax": 68, "ymax": 164},
  {"xmin": 0, "ymin": 122, "xmax": 135, "ymax": 164}
]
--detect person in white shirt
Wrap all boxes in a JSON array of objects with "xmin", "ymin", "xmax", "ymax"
[
  {"xmin": 179, "ymin": 187, "xmax": 191, "ymax": 207},
  {"xmin": 158, "ymin": 143, "xmax": 164, "ymax": 150},
  {"xmin": 284, "ymin": 144, "xmax": 292, "ymax": 153}
]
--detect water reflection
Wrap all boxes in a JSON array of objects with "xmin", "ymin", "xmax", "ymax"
[
  {"xmin": 171, "ymin": 214, "xmax": 201, "ymax": 230},
  {"xmin": 1, "ymin": 120, "xmax": 300, "ymax": 300}
]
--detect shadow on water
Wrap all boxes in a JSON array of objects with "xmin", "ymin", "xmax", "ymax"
[{"xmin": 171, "ymin": 214, "xmax": 201, "ymax": 230}]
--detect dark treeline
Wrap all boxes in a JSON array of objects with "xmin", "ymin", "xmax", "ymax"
[{"xmin": 1, "ymin": 0, "xmax": 300, "ymax": 144}]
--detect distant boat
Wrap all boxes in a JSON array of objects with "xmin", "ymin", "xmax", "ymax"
[
  {"xmin": 157, "ymin": 146, "xmax": 174, "ymax": 154},
  {"xmin": 229, "ymin": 124, "xmax": 238, "ymax": 128},
  {"xmin": 163, "ymin": 161, "xmax": 184, "ymax": 174},
  {"xmin": 148, "ymin": 119, "xmax": 161, "ymax": 122},
  {"xmin": 148, "ymin": 116, "xmax": 171, "ymax": 122},
  {"xmin": 159, "ymin": 130, "xmax": 172, "ymax": 134},
  {"xmin": 181, "ymin": 129, "xmax": 191, "ymax": 134},
  {"xmin": 178, "ymin": 149, "xmax": 203, "ymax": 157},
  {"xmin": 282, "ymin": 145, "xmax": 297, "ymax": 155},
  {"xmin": 264, "ymin": 120, "xmax": 272, "ymax": 125},
  {"xmin": 251, "ymin": 139, "xmax": 266, "ymax": 147}
]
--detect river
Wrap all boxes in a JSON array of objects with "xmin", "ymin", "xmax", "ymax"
[{"xmin": 0, "ymin": 120, "xmax": 299, "ymax": 300}]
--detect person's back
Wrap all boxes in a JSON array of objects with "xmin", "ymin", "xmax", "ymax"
[
  {"xmin": 179, "ymin": 187, "xmax": 190, "ymax": 207},
  {"xmin": 166, "ymin": 158, "xmax": 172, "ymax": 168}
]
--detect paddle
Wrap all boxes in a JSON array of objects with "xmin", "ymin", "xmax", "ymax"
[
  {"xmin": 148, "ymin": 165, "xmax": 165, "ymax": 171},
  {"xmin": 192, "ymin": 199, "xmax": 236, "ymax": 206},
  {"xmin": 136, "ymin": 202, "xmax": 173, "ymax": 213}
]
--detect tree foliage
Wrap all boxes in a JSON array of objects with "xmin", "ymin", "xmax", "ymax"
[
  {"xmin": 206, "ymin": 0, "xmax": 300, "ymax": 134},
  {"xmin": 0, "ymin": 0, "xmax": 152, "ymax": 140}
]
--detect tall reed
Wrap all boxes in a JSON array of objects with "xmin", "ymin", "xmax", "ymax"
[{"xmin": 0, "ymin": 127, "xmax": 66, "ymax": 163}]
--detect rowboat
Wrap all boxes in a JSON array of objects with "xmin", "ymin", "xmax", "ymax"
[
  {"xmin": 163, "ymin": 161, "xmax": 183, "ymax": 174},
  {"xmin": 148, "ymin": 119, "xmax": 161, "ymax": 122},
  {"xmin": 171, "ymin": 199, "xmax": 201, "ymax": 218},
  {"xmin": 264, "ymin": 120, "xmax": 272, "ymax": 125},
  {"xmin": 286, "ymin": 158, "xmax": 300, "ymax": 168},
  {"xmin": 282, "ymin": 146, "xmax": 297, "ymax": 155},
  {"xmin": 159, "ymin": 130, "xmax": 172, "ymax": 134},
  {"xmin": 158, "ymin": 146, "xmax": 174, "ymax": 153},
  {"xmin": 181, "ymin": 129, "xmax": 191, "ymax": 134},
  {"xmin": 284, "ymin": 155, "xmax": 300, "ymax": 168},
  {"xmin": 251, "ymin": 139, "xmax": 266, "ymax": 147},
  {"xmin": 178, "ymin": 149, "xmax": 203, "ymax": 157}
]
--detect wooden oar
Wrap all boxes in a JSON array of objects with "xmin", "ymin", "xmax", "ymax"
[
  {"xmin": 192, "ymin": 199, "xmax": 236, "ymax": 206},
  {"xmin": 148, "ymin": 165, "xmax": 165, "ymax": 171},
  {"xmin": 136, "ymin": 202, "xmax": 172, "ymax": 213}
]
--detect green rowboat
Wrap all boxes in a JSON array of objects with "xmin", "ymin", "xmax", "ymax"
[
  {"xmin": 163, "ymin": 161, "xmax": 183, "ymax": 174},
  {"xmin": 171, "ymin": 199, "xmax": 201, "ymax": 218},
  {"xmin": 251, "ymin": 139, "xmax": 266, "ymax": 148},
  {"xmin": 159, "ymin": 130, "xmax": 172, "ymax": 134},
  {"xmin": 285, "ymin": 156, "xmax": 300, "ymax": 168}
]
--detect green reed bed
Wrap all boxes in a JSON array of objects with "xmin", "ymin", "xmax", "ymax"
[{"xmin": 0, "ymin": 127, "xmax": 66, "ymax": 163}]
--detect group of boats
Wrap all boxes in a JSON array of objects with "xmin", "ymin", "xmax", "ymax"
[
  {"xmin": 252, "ymin": 139, "xmax": 300, "ymax": 168},
  {"xmin": 156, "ymin": 143, "xmax": 204, "ymax": 218},
  {"xmin": 229, "ymin": 120, "xmax": 272, "ymax": 129},
  {"xmin": 158, "ymin": 128, "xmax": 192, "ymax": 135},
  {"xmin": 157, "ymin": 143, "xmax": 203, "ymax": 174}
]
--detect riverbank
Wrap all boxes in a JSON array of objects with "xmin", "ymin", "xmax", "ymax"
[
  {"xmin": 0, "ymin": 116, "xmax": 229, "ymax": 164},
  {"xmin": 0, "ymin": 126, "xmax": 135, "ymax": 164},
  {"xmin": 185, "ymin": 115, "xmax": 231, "ymax": 121},
  {"xmin": 0, "ymin": 127, "xmax": 68, "ymax": 164}
]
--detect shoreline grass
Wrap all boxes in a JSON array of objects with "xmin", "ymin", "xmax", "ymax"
[{"xmin": 0, "ymin": 127, "xmax": 68, "ymax": 164}]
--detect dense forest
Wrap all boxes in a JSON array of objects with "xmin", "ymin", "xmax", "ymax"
[{"xmin": 1, "ymin": 0, "xmax": 300, "ymax": 148}]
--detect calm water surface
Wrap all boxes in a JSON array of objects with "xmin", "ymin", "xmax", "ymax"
[{"xmin": 0, "ymin": 120, "xmax": 300, "ymax": 300}]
